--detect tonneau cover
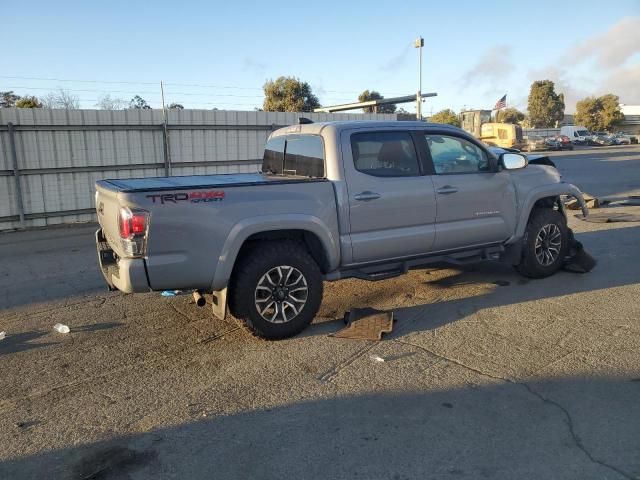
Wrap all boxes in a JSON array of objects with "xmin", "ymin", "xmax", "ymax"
[{"xmin": 98, "ymin": 173, "xmax": 323, "ymax": 193}]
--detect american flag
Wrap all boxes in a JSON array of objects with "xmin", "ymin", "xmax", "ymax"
[{"xmin": 494, "ymin": 94, "xmax": 507, "ymax": 110}]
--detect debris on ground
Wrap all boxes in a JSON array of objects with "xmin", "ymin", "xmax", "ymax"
[
  {"xmin": 369, "ymin": 354, "xmax": 385, "ymax": 363},
  {"xmin": 330, "ymin": 308, "xmax": 394, "ymax": 341},
  {"xmin": 563, "ymin": 239, "xmax": 597, "ymax": 273},
  {"xmin": 577, "ymin": 212, "xmax": 640, "ymax": 223},
  {"xmin": 161, "ymin": 290, "xmax": 181, "ymax": 297},
  {"xmin": 0, "ymin": 331, "xmax": 5, "ymax": 341},
  {"xmin": 567, "ymin": 193, "xmax": 600, "ymax": 210},
  {"xmin": 600, "ymin": 198, "xmax": 640, "ymax": 207},
  {"xmin": 53, "ymin": 323, "xmax": 70, "ymax": 334}
]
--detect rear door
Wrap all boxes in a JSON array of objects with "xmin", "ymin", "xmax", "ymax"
[
  {"xmin": 421, "ymin": 132, "xmax": 516, "ymax": 251},
  {"xmin": 341, "ymin": 130, "xmax": 437, "ymax": 264}
]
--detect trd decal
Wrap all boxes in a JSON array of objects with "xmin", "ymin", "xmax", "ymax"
[{"xmin": 146, "ymin": 191, "xmax": 225, "ymax": 204}]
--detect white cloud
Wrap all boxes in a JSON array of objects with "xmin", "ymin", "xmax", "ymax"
[
  {"xmin": 599, "ymin": 63, "xmax": 640, "ymax": 104},
  {"xmin": 459, "ymin": 45, "xmax": 514, "ymax": 89},
  {"xmin": 565, "ymin": 16, "xmax": 640, "ymax": 68},
  {"xmin": 526, "ymin": 17, "xmax": 640, "ymax": 111}
]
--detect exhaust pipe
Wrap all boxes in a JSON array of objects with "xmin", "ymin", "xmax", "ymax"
[{"xmin": 192, "ymin": 290, "xmax": 206, "ymax": 307}]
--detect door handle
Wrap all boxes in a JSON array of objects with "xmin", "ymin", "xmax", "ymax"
[
  {"xmin": 436, "ymin": 185, "xmax": 458, "ymax": 195},
  {"xmin": 354, "ymin": 191, "xmax": 381, "ymax": 201}
]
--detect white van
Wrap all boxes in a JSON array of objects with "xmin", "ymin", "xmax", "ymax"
[{"xmin": 560, "ymin": 126, "xmax": 592, "ymax": 144}]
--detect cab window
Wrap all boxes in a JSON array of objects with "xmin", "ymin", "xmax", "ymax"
[
  {"xmin": 351, "ymin": 131, "xmax": 420, "ymax": 177},
  {"xmin": 425, "ymin": 134, "xmax": 490, "ymax": 174},
  {"xmin": 262, "ymin": 135, "xmax": 325, "ymax": 177}
]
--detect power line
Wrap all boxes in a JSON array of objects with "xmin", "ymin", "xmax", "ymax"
[
  {"xmin": 1, "ymin": 85, "xmax": 361, "ymax": 104},
  {"xmin": 1, "ymin": 85, "xmax": 264, "ymax": 98},
  {"xmin": 0, "ymin": 75, "xmax": 408, "ymax": 96}
]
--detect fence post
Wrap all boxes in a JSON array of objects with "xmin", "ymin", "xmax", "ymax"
[
  {"xmin": 7, "ymin": 122, "xmax": 25, "ymax": 226},
  {"xmin": 162, "ymin": 125, "xmax": 171, "ymax": 177}
]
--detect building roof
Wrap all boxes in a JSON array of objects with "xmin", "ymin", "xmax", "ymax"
[{"xmin": 621, "ymin": 105, "xmax": 640, "ymax": 115}]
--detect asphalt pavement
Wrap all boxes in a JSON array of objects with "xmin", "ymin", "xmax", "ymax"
[{"xmin": 1, "ymin": 145, "xmax": 639, "ymax": 480}]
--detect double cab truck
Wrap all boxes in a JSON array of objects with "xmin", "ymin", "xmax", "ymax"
[{"xmin": 95, "ymin": 121, "xmax": 587, "ymax": 339}]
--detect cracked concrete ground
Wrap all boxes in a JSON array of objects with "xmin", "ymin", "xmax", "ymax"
[{"xmin": 1, "ymin": 146, "xmax": 639, "ymax": 479}]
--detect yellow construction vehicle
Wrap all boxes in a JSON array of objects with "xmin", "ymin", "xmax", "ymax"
[{"xmin": 460, "ymin": 110, "xmax": 525, "ymax": 150}]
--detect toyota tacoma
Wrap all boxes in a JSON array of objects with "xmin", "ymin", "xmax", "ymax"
[{"xmin": 95, "ymin": 121, "xmax": 587, "ymax": 338}]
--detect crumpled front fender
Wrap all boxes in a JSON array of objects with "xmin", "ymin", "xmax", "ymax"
[{"xmin": 509, "ymin": 182, "xmax": 587, "ymax": 243}]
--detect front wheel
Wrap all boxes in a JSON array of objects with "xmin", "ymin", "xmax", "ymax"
[
  {"xmin": 516, "ymin": 208, "xmax": 569, "ymax": 279},
  {"xmin": 228, "ymin": 241, "xmax": 323, "ymax": 339}
]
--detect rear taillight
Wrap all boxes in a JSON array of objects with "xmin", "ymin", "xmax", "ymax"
[{"xmin": 118, "ymin": 207, "xmax": 149, "ymax": 258}]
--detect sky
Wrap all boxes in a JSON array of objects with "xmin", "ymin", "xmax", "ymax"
[{"xmin": 2, "ymin": 0, "xmax": 639, "ymax": 114}]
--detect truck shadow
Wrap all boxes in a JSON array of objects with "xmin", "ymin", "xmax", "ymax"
[
  {"xmin": 304, "ymin": 224, "xmax": 640, "ymax": 339},
  {"xmin": 1, "ymin": 376, "xmax": 638, "ymax": 479}
]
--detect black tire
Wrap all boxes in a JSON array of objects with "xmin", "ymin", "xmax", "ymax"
[
  {"xmin": 516, "ymin": 208, "xmax": 569, "ymax": 279},
  {"xmin": 228, "ymin": 241, "xmax": 323, "ymax": 339}
]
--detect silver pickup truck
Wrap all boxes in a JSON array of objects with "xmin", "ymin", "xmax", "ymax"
[{"xmin": 95, "ymin": 120, "xmax": 587, "ymax": 338}]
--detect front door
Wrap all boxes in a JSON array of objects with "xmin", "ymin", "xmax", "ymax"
[
  {"xmin": 342, "ymin": 130, "xmax": 437, "ymax": 264},
  {"xmin": 422, "ymin": 132, "xmax": 516, "ymax": 251}
]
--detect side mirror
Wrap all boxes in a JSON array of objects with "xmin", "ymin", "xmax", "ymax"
[{"xmin": 500, "ymin": 152, "xmax": 527, "ymax": 170}]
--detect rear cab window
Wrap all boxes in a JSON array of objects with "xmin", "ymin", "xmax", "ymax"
[{"xmin": 262, "ymin": 134, "xmax": 325, "ymax": 178}]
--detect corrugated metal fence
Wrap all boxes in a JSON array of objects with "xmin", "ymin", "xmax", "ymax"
[{"xmin": 0, "ymin": 108, "xmax": 396, "ymax": 231}]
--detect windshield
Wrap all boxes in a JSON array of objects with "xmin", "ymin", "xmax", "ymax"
[{"xmin": 577, "ymin": 130, "xmax": 590, "ymax": 136}]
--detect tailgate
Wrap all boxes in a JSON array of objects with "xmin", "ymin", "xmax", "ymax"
[{"xmin": 95, "ymin": 180, "xmax": 125, "ymax": 256}]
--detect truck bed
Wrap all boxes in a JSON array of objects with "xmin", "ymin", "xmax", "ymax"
[
  {"xmin": 98, "ymin": 173, "xmax": 325, "ymax": 193},
  {"xmin": 95, "ymin": 171, "xmax": 339, "ymax": 293}
]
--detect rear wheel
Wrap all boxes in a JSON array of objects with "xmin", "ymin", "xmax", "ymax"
[
  {"xmin": 516, "ymin": 208, "xmax": 569, "ymax": 278},
  {"xmin": 228, "ymin": 241, "xmax": 323, "ymax": 339}
]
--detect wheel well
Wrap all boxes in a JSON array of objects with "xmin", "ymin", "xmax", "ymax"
[
  {"xmin": 528, "ymin": 195, "xmax": 565, "ymax": 222},
  {"xmin": 533, "ymin": 195, "xmax": 561, "ymax": 211},
  {"xmin": 236, "ymin": 229, "xmax": 330, "ymax": 273}
]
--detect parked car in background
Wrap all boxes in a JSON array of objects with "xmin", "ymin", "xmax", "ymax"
[
  {"xmin": 613, "ymin": 133, "xmax": 636, "ymax": 144},
  {"xmin": 612, "ymin": 134, "xmax": 630, "ymax": 145},
  {"xmin": 545, "ymin": 135, "xmax": 574, "ymax": 151},
  {"xmin": 617, "ymin": 132, "xmax": 639, "ymax": 143},
  {"xmin": 560, "ymin": 125, "xmax": 592, "ymax": 145},
  {"xmin": 524, "ymin": 135, "xmax": 548, "ymax": 152},
  {"xmin": 592, "ymin": 133, "xmax": 615, "ymax": 146}
]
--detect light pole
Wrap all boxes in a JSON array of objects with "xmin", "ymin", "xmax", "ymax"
[{"xmin": 414, "ymin": 36, "xmax": 424, "ymax": 120}]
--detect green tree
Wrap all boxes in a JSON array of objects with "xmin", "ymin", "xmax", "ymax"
[
  {"xmin": 527, "ymin": 80, "xmax": 565, "ymax": 128},
  {"xmin": 358, "ymin": 90, "xmax": 397, "ymax": 113},
  {"xmin": 496, "ymin": 107, "xmax": 525, "ymax": 124},
  {"xmin": 15, "ymin": 96, "xmax": 43, "ymax": 108},
  {"xmin": 598, "ymin": 94, "xmax": 624, "ymax": 131},
  {"xmin": 167, "ymin": 103, "xmax": 184, "ymax": 110},
  {"xmin": 429, "ymin": 109, "xmax": 461, "ymax": 127},
  {"xmin": 574, "ymin": 94, "xmax": 624, "ymax": 131},
  {"xmin": 129, "ymin": 95, "xmax": 151, "ymax": 109},
  {"xmin": 0, "ymin": 91, "xmax": 21, "ymax": 108},
  {"xmin": 263, "ymin": 76, "xmax": 320, "ymax": 112}
]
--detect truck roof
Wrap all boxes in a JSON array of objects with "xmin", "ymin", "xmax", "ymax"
[{"xmin": 271, "ymin": 120, "xmax": 464, "ymax": 137}]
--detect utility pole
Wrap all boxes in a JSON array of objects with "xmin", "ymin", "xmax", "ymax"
[{"xmin": 414, "ymin": 36, "xmax": 424, "ymax": 120}]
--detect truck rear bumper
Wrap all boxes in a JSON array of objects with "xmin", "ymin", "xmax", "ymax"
[{"xmin": 96, "ymin": 229, "xmax": 150, "ymax": 293}]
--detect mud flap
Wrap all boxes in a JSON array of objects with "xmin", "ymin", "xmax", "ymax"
[
  {"xmin": 211, "ymin": 288, "xmax": 228, "ymax": 320},
  {"xmin": 562, "ymin": 229, "xmax": 597, "ymax": 273}
]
